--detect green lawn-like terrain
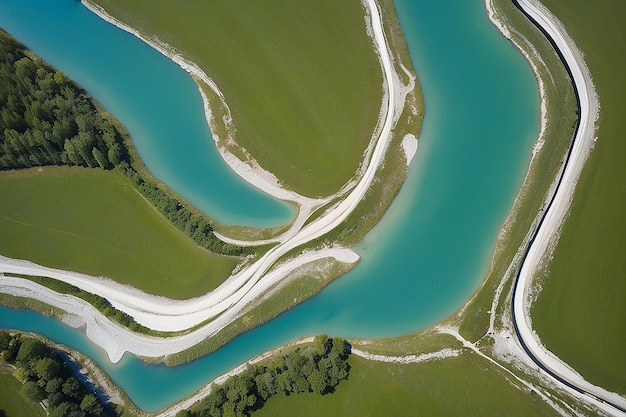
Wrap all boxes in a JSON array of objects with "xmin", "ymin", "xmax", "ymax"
[
  {"xmin": 0, "ymin": 166, "xmax": 238, "ymax": 299},
  {"xmin": 0, "ymin": 27, "xmax": 245, "ymax": 299},
  {"xmin": 252, "ymin": 354, "xmax": 561, "ymax": 417},
  {"xmin": 456, "ymin": 0, "xmax": 577, "ymax": 342},
  {"xmin": 0, "ymin": 366, "xmax": 47, "ymax": 417},
  {"xmin": 89, "ymin": 0, "xmax": 384, "ymax": 197},
  {"xmin": 529, "ymin": 0, "xmax": 626, "ymax": 395}
]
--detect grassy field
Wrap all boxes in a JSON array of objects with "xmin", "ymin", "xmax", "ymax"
[
  {"xmin": 0, "ymin": 166, "xmax": 238, "ymax": 299},
  {"xmin": 90, "ymin": 0, "xmax": 383, "ymax": 198},
  {"xmin": 252, "ymin": 353, "xmax": 561, "ymax": 417},
  {"xmin": 0, "ymin": 366, "xmax": 47, "ymax": 417},
  {"xmin": 529, "ymin": 0, "xmax": 626, "ymax": 394},
  {"xmin": 457, "ymin": 0, "xmax": 577, "ymax": 342}
]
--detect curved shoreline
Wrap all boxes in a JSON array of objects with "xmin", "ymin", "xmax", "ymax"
[
  {"xmin": 507, "ymin": 0, "xmax": 625, "ymax": 414},
  {"xmin": 0, "ymin": 0, "xmax": 411, "ymax": 362}
]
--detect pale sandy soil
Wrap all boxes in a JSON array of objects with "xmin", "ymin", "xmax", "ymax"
[
  {"xmin": 0, "ymin": 248, "xmax": 357, "ymax": 363},
  {"xmin": 351, "ymin": 346, "xmax": 461, "ymax": 364},
  {"xmin": 401, "ymin": 133, "xmax": 418, "ymax": 166}
]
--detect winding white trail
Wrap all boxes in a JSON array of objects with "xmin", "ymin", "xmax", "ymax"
[
  {"xmin": 512, "ymin": 0, "xmax": 625, "ymax": 414},
  {"xmin": 351, "ymin": 346, "xmax": 461, "ymax": 364},
  {"xmin": 0, "ymin": 0, "xmax": 406, "ymax": 362}
]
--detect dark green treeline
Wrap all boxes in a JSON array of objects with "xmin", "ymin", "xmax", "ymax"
[
  {"xmin": 0, "ymin": 28, "xmax": 250, "ymax": 257},
  {"xmin": 0, "ymin": 330, "xmax": 115, "ymax": 417},
  {"xmin": 179, "ymin": 335, "xmax": 351, "ymax": 417},
  {"xmin": 0, "ymin": 30, "xmax": 124, "ymax": 170}
]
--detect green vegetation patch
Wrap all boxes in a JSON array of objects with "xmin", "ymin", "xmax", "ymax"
[
  {"xmin": 0, "ymin": 28, "xmax": 125, "ymax": 171},
  {"xmin": 0, "ymin": 365, "xmax": 47, "ymax": 417},
  {"xmin": 350, "ymin": 329, "xmax": 461, "ymax": 357},
  {"xmin": 90, "ymin": 0, "xmax": 383, "ymax": 197},
  {"xmin": 252, "ymin": 352, "xmax": 561, "ymax": 417},
  {"xmin": 0, "ymin": 167, "xmax": 238, "ymax": 299},
  {"xmin": 185, "ymin": 335, "xmax": 350, "ymax": 417},
  {"xmin": 457, "ymin": 0, "xmax": 577, "ymax": 342},
  {"xmin": 529, "ymin": 0, "xmax": 626, "ymax": 394},
  {"xmin": 0, "ymin": 331, "xmax": 112, "ymax": 417}
]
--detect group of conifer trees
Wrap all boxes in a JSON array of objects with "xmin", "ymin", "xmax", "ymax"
[
  {"xmin": 0, "ymin": 29, "xmax": 250, "ymax": 257},
  {"xmin": 180, "ymin": 335, "xmax": 351, "ymax": 417},
  {"xmin": 0, "ymin": 330, "xmax": 113, "ymax": 417},
  {"xmin": 0, "ymin": 30, "xmax": 125, "ymax": 171}
]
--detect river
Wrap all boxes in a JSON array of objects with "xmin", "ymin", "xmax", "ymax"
[{"xmin": 0, "ymin": 0, "xmax": 539, "ymax": 411}]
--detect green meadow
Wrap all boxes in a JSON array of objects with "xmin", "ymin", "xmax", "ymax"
[
  {"xmin": 90, "ymin": 0, "xmax": 384, "ymax": 198},
  {"xmin": 0, "ymin": 167, "xmax": 238, "ymax": 299},
  {"xmin": 457, "ymin": 0, "xmax": 577, "ymax": 343},
  {"xmin": 252, "ymin": 354, "xmax": 561, "ymax": 417},
  {"xmin": 0, "ymin": 366, "xmax": 47, "ymax": 417},
  {"xmin": 530, "ymin": 0, "xmax": 626, "ymax": 394}
]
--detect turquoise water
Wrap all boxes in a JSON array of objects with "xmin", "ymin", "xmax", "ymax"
[
  {"xmin": 0, "ymin": 0, "xmax": 293, "ymax": 227},
  {"xmin": 0, "ymin": 0, "xmax": 539, "ymax": 412}
]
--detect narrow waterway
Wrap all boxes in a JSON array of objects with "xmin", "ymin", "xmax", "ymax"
[
  {"xmin": 0, "ymin": 0, "xmax": 293, "ymax": 227},
  {"xmin": 0, "ymin": 0, "xmax": 539, "ymax": 411}
]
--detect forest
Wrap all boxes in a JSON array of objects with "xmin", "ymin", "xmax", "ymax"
[
  {"xmin": 0, "ymin": 31, "xmax": 124, "ymax": 170},
  {"xmin": 0, "ymin": 28, "xmax": 250, "ymax": 257},
  {"xmin": 0, "ymin": 331, "xmax": 350, "ymax": 417},
  {"xmin": 0, "ymin": 330, "xmax": 114, "ymax": 417},
  {"xmin": 181, "ymin": 335, "xmax": 351, "ymax": 417}
]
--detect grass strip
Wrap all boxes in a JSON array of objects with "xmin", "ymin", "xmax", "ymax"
[
  {"xmin": 456, "ymin": 0, "xmax": 577, "ymax": 342},
  {"xmin": 251, "ymin": 352, "xmax": 562, "ymax": 417},
  {"xmin": 528, "ymin": 0, "xmax": 626, "ymax": 394},
  {"xmin": 0, "ymin": 365, "xmax": 47, "ymax": 417},
  {"xmin": 88, "ymin": 0, "xmax": 384, "ymax": 197},
  {"xmin": 0, "ymin": 167, "xmax": 239, "ymax": 299}
]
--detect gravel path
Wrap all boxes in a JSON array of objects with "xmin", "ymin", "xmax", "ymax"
[{"xmin": 511, "ymin": 1, "xmax": 625, "ymax": 414}]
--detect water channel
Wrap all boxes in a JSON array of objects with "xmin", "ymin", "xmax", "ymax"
[{"xmin": 0, "ymin": 0, "xmax": 539, "ymax": 411}]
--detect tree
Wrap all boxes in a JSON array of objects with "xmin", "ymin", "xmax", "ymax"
[
  {"xmin": 13, "ymin": 366, "xmax": 30, "ymax": 384},
  {"xmin": 92, "ymin": 147, "xmax": 109, "ymax": 169},
  {"xmin": 35, "ymin": 356, "xmax": 61, "ymax": 382},
  {"xmin": 49, "ymin": 402, "xmax": 74, "ymax": 417},
  {"xmin": 107, "ymin": 142, "xmax": 122, "ymax": 165},
  {"xmin": 308, "ymin": 369, "xmax": 329, "ymax": 394},
  {"xmin": 16, "ymin": 337, "xmax": 49, "ymax": 368},
  {"xmin": 331, "ymin": 336, "xmax": 348, "ymax": 360},
  {"xmin": 21, "ymin": 380, "xmax": 46, "ymax": 403},
  {"xmin": 62, "ymin": 376, "xmax": 83, "ymax": 400},
  {"xmin": 64, "ymin": 138, "xmax": 82, "ymax": 165},
  {"xmin": 80, "ymin": 393, "xmax": 103, "ymax": 416},
  {"xmin": 0, "ymin": 330, "xmax": 10, "ymax": 351},
  {"xmin": 47, "ymin": 391, "xmax": 65, "ymax": 408},
  {"xmin": 314, "ymin": 334, "xmax": 330, "ymax": 356},
  {"xmin": 254, "ymin": 371, "xmax": 277, "ymax": 400},
  {"xmin": 1, "ymin": 334, "xmax": 21, "ymax": 362},
  {"xmin": 46, "ymin": 377, "xmax": 64, "ymax": 394}
]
